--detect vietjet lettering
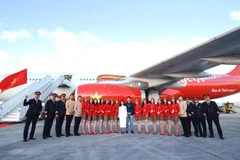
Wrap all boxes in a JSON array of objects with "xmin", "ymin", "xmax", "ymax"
[
  {"xmin": 179, "ymin": 75, "xmax": 223, "ymax": 84},
  {"xmin": 211, "ymin": 88, "xmax": 236, "ymax": 93}
]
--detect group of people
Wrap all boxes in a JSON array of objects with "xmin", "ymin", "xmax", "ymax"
[{"xmin": 22, "ymin": 91, "xmax": 224, "ymax": 142}]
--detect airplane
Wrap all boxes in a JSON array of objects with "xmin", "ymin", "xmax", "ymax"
[{"xmin": 1, "ymin": 26, "xmax": 240, "ymax": 103}]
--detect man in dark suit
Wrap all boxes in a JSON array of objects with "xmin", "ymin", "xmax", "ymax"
[
  {"xmin": 55, "ymin": 93, "xmax": 66, "ymax": 137},
  {"xmin": 192, "ymin": 97, "xmax": 207, "ymax": 137},
  {"xmin": 23, "ymin": 91, "xmax": 43, "ymax": 142},
  {"xmin": 42, "ymin": 93, "xmax": 57, "ymax": 139},
  {"xmin": 186, "ymin": 97, "xmax": 195, "ymax": 136},
  {"xmin": 202, "ymin": 94, "xmax": 224, "ymax": 140}
]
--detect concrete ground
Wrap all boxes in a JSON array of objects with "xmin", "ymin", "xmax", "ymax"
[{"xmin": 0, "ymin": 109, "xmax": 240, "ymax": 160}]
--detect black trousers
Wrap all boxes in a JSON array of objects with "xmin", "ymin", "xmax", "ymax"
[
  {"xmin": 55, "ymin": 115, "xmax": 65, "ymax": 136},
  {"xmin": 65, "ymin": 115, "xmax": 73, "ymax": 135},
  {"xmin": 207, "ymin": 116, "xmax": 223, "ymax": 137},
  {"xmin": 23, "ymin": 116, "xmax": 38, "ymax": 140},
  {"xmin": 187, "ymin": 116, "xmax": 194, "ymax": 134},
  {"xmin": 194, "ymin": 117, "xmax": 207, "ymax": 136},
  {"xmin": 180, "ymin": 117, "xmax": 190, "ymax": 136},
  {"xmin": 43, "ymin": 117, "xmax": 54, "ymax": 137},
  {"xmin": 74, "ymin": 117, "xmax": 82, "ymax": 134}
]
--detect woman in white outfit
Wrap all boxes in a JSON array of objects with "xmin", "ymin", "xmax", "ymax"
[{"xmin": 118, "ymin": 100, "xmax": 127, "ymax": 134}]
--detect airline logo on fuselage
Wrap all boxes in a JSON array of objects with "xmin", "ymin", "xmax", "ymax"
[{"xmin": 179, "ymin": 75, "xmax": 224, "ymax": 84}]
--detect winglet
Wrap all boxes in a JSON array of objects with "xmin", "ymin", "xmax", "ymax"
[{"xmin": 228, "ymin": 65, "xmax": 240, "ymax": 75}]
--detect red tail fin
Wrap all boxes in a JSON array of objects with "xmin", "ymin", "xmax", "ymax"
[{"xmin": 228, "ymin": 65, "xmax": 240, "ymax": 75}]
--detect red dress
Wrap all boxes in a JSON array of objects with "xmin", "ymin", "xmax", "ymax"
[
  {"xmin": 98, "ymin": 104, "xmax": 104, "ymax": 117},
  {"xmin": 156, "ymin": 104, "xmax": 161, "ymax": 118},
  {"xmin": 104, "ymin": 104, "xmax": 111, "ymax": 117},
  {"xmin": 110, "ymin": 104, "xmax": 115, "ymax": 117},
  {"xmin": 171, "ymin": 103, "xmax": 180, "ymax": 117},
  {"xmin": 134, "ymin": 104, "xmax": 142, "ymax": 118},
  {"xmin": 149, "ymin": 104, "xmax": 157, "ymax": 117},
  {"xmin": 92, "ymin": 105, "xmax": 99, "ymax": 117},
  {"xmin": 87, "ymin": 103, "xmax": 93, "ymax": 117},
  {"xmin": 114, "ymin": 104, "xmax": 119, "ymax": 117},
  {"xmin": 82, "ymin": 102, "xmax": 88, "ymax": 116},
  {"xmin": 163, "ymin": 104, "xmax": 171, "ymax": 117},
  {"xmin": 142, "ymin": 104, "xmax": 150, "ymax": 117}
]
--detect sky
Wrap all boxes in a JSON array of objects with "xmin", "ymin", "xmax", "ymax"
[{"xmin": 0, "ymin": 0, "xmax": 240, "ymax": 101}]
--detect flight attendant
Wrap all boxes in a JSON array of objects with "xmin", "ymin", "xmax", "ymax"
[
  {"xmin": 134, "ymin": 99, "xmax": 142, "ymax": 133},
  {"xmin": 163, "ymin": 98, "xmax": 172, "ymax": 136},
  {"xmin": 118, "ymin": 100, "xmax": 127, "ymax": 134},
  {"xmin": 81, "ymin": 97, "xmax": 88, "ymax": 135},
  {"xmin": 98, "ymin": 98, "xmax": 104, "ymax": 134},
  {"xmin": 104, "ymin": 98, "xmax": 110, "ymax": 134},
  {"xmin": 23, "ymin": 91, "xmax": 43, "ymax": 142},
  {"xmin": 109, "ymin": 99, "xmax": 115, "ymax": 133},
  {"xmin": 92, "ymin": 98, "xmax": 99, "ymax": 135},
  {"xmin": 171, "ymin": 97, "xmax": 180, "ymax": 137},
  {"xmin": 178, "ymin": 95, "xmax": 190, "ymax": 137},
  {"xmin": 113, "ymin": 99, "xmax": 119, "ymax": 133},
  {"xmin": 149, "ymin": 98, "xmax": 157, "ymax": 135},
  {"xmin": 202, "ymin": 94, "xmax": 224, "ymax": 140},
  {"xmin": 156, "ymin": 98, "xmax": 165, "ymax": 135},
  {"xmin": 65, "ymin": 94, "xmax": 75, "ymax": 137},
  {"xmin": 142, "ymin": 99, "xmax": 150, "ymax": 134},
  {"xmin": 87, "ymin": 98, "xmax": 94, "ymax": 135}
]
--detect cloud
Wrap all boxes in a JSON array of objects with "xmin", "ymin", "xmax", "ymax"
[
  {"xmin": 0, "ymin": 49, "xmax": 8, "ymax": 62},
  {"xmin": 230, "ymin": 10, "xmax": 240, "ymax": 21},
  {"xmin": 0, "ymin": 29, "xmax": 32, "ymax": 43}
]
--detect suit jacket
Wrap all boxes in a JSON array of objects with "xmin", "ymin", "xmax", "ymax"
[
  {"xmin": 192, "ymin": 103, "xmax": 206, "ymax": 118},
  {"xmin": 202, "ymin": 101, "xmax": 220, "ymax": 117},
  {"xmin": 65, "ymin": 99, "xmax": 75, "ymax": 115},
  {"xmin": 44, "ymin": 99, "xmax": 56, "ymax": 118},
  {"xmin": 55, "ymin": 100, "xmax": 66, "ymax": 116},
  {"xmin": 23, "ymin": 98, "xmax": 42, "ymax": 117}
]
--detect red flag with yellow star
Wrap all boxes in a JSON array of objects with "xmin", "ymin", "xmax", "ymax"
[{"xmin": 0, "ymin": 69, "xmax": 27, "ymax": 94}]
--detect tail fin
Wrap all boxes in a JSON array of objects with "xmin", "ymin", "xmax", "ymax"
[{"xmin": 228, "ymin": 65, "xmax": 240, "ymax": 75}]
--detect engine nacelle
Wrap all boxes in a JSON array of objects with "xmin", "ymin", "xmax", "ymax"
[{"xmin": 76, "ymin": 83, "xmax": 146, "ymax": 103}]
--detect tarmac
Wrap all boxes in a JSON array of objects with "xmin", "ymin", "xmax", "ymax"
[{"xmin": 0, "ymin": 109, "xmax": 240, "ymax": 160}]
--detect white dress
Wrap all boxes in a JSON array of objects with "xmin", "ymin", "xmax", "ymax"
[{"xmin": 118, "ymin": 105, "xmax": 127, "ymax": 128}]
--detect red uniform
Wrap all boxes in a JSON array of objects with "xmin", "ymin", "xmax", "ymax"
[
  {"xmin": 104, "ymin": 104, "xmax": 111, "ymax": 117},
  {"xmin": 149, "ymin": 104, "xmax": 157, "ymax": 117},
  {"xmin": 82, "ymin": 102, "xmax": 88, "ymax": 115},
  {"xmin": 87, "ymin": 103, "xmax": 93, "ymax": 117},
  {"xmin": 98, "ymin": 104, "xmax": 104, "ymax": 117},
  {"xmin": 142, "ymin": 104, "xmax": 150, "ymax": 117},
  {"xmin": 134, "ymin": 104, "xmax": 142, "ymax": 118},
  {"xmin": 171, "ymin": 103, "xmax": 180, "ymax": 117},
  {"xmin": 113, "ymin": 104, "xmax": 119, "ymax": 117},
  {"xmin": 156, "ymin": 104, "xmax": 164, "ymax": 117},
  {"xmin": 110, "ymin": 104, "xmax": 115, "ymax": 117},
  {"xmin": 92, "ymin": 105, "xmax": 99, "ymax": 117},
  {"xmin": 163, "ymin": 104, "xmax": 171, "ymax": 117}
]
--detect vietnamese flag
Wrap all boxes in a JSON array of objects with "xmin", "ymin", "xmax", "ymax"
[{"xmin": 0, "ymin": 69, "xmax": 27, "ymax": 94}]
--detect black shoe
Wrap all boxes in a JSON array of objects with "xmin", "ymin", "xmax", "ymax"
[
  {"xmin": 121, "ymin": 132, "xmax": 124, "ymax": 134},
  {"xmin": 74, "ymin": 133, "xmax": 80, "ymax": 136},
  {"xmin": 47, "ymin": 135, "xmax": 52, "ymax": 138},
  {"xmin": 66, "ymin": 135, "xmax": 69, "ymax": 137},
  {"xmin": 42, "ymin": 137, "xmax": 47, "ymax": 139},
  {"xmin": 56, "ymin": 135, "xmax": 61, "ymax": 138},
  {"xmin": 185, "ymin": 134, "xmax": 191, "ymax": 138},
  {"xmin": 209, "ymin": 135, "xmax": 214, "ymax": 138},
  {"xmin": 131, "ymin": 131, "xmax": 134, "ymax": 134},
  {"xmin": 181, "ymin": 134, "xmax": 185, "ymax": 136},
  {"xmin": 61, "ymin": 134, "xmax": 65, "ymax": 136},
  {"xmin": 23, "ymin": 139, "xmax": 27, "ymax": 142},
  {"xmin": 126, "ymin": 131, "xmax": 128, "ymax": 134},
  {"xmin": 29, "ymin": 138, "xmax": 36, "ymax": 140},
  {"xmin": 220, "ymin": 136, "xmax": 225, "ymax": 140},
  {"xmin": 69, "ymin": 133, "xmax": 73, "ymax": 136},
  {"xmin": 195, "ymin": 134, "xmax": 199, "ymax": 137}
]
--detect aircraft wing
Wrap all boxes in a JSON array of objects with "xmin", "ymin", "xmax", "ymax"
[{"xmin": 130, "ymin": 26, "xmax": 240, "ymax": 89}]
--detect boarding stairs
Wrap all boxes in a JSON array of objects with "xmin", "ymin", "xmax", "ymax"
[{"xmin": 0, "ymin": 75, "xmax": 65, "ymax": 122}]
